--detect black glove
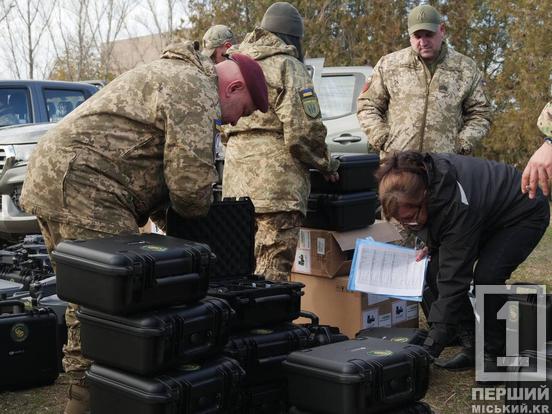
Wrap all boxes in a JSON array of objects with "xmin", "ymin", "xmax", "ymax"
[{"xmin": 422, "ymin": 336, "xmax": 445, "ymax": 360}]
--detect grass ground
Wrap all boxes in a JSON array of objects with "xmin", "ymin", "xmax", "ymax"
[{"xmin": 1, "ymin": 222, "xmax": 551, "ymax": 414}]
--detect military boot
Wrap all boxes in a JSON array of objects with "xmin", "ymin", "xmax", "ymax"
[
  {"xmin": 434, "ymin": 323, "xmax": 475, "ymax": 371},
  {"xmin": 64, "ymin": 383, "xmax": 90, "ymax": 414}
]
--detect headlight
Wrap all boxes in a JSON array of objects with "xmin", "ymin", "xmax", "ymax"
[{"xmin": 4, "ymin": 144, "xmax": 36, "ymax": 163}]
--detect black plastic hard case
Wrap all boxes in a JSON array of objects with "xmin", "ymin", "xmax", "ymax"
[
  {"xmin": 52, "ymin": 233, "xmax": 213, "ymax": 315},
  {"xmin": 166, "ymin": 198, "xmax": 304, "ymax": 330},
  {"xmin": 87, "ymin": 357, "xmax": 244, "ymax": 414},
  {"xmin": 78, "ymin": 297, "xmax": 234, "ymax": 375},
  {"xmin": 356, "ymin": 327, "xmax": 428, "ymax": 346},
  {"xmin": 310, "ymin": 153, "xmax": 380, "ymax": 193},
  {"xmin": 0, "ymin": 300, "xmax": 58, "ymax": 388},
  {"xmin": 304, "ymin": 191, "xmax": 378, "ymax": 232},
  {"xmin": 283, "ymin": 337, "xmax": 430, "ymax": 414},
  {"xmin": 224, "ymin": 323, "xmax": 312, "ymax": 386}
]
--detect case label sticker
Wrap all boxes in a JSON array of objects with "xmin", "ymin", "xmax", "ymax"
[
  {"xmin": 406, "ymin": 303, "xmax": 419, "ymax": 321},
  {"xmin": 10, "ymin": 323, "xmax": 29, "ymax": 342},
  {"xmin": 316, "ymin": 237, "xmax": 326, "ymax": 255},
  {"xmin": 298, "ymin": 229, "xmax": 311, "ymax": 250},
  {"xmin": 379, "ymin": 312, "xmax": 392, "ymax": 327},
  {"xmin": 294, "ymin": 248, "xmax": 311, "ymax": 274},
  {"xmin": 362, "ymin": 308, "xmax": 379, "ymax": 329},
  {"xmin": 366, "ymin": 349, "xmax": 394, "ymax": 357},
  {"xmin": 141, "ymin": 245, "xmax": 167, "ymax": 252},
  {"xmin": 392, "ymin": 300, "xmax": 407, "ymax": 324}
]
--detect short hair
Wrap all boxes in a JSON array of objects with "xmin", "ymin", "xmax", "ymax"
[{"xmin": 376, "ymin": 151, "xmax": 428, "ymax": 220}]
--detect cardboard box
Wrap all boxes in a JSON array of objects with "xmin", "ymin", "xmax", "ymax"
[
  {"xmin": 292, "ymin": 273, "xmax": 419, "ymax": 338},
  {"xmin": 292, "ymin": 221, "xmax": 400, "ymax": 278}
]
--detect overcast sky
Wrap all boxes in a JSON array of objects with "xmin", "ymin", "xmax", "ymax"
[{"xmin": 0, "ymin": 0, "xmax": 189, "ymax": 79}]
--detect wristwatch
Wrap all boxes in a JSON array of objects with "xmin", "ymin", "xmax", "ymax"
[{"xmin": 544, "ymin": 137, "xmax": 552, "ymax": 146}]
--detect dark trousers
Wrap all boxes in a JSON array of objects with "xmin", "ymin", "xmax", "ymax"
[{"xmin": 423, "ymin": 213, "xmax": 548, "ymax": 354}]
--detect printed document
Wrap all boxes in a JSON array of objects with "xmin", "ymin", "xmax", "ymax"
[{"xmin": 348, "ymin": 238, "xmax": 427, "ymax": 301}]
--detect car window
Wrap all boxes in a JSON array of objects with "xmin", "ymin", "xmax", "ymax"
[
  {"xmin": 0, "ymin": 88, "xmax": 31, "ymax": 127},
  {"xmin": 317, "ymin": 75, "xmax": 356, "ymax": 119},
  {"xmin": 44, "ymin": 89, "xmax": 86, "ymax": 122}
]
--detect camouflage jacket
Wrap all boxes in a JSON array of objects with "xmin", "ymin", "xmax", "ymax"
[
  {"xmin": 20, "ymin": 42, "xmax": 219, "ymax": 234},
  {"xmin": 357, "ymin": 45, "xmax": 491, "ymax": 158},
  {"xmin": 222, "ymin": 28, "xmax": 338, "ymax": 215},
  {"xmin": 538, "ymin": 101, "xmax": 552, "ymax": 137}
]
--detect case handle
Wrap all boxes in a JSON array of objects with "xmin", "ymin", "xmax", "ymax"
[
  {"xmin": 0, "ymin": 299, "xmax": 26, "ymax": 314},
  {"xmin": 299, "ymin": 310, "xmax": 319, "ymax": 326},
  {"xmin": 155, "ymin": 273, "xmax": 200, "ymax": 286},
  {"xmin": 252, "ymin": 294, "xmax": 290, "ymax": 305}
]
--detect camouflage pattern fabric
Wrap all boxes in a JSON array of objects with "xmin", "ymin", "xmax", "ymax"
[
  {"xmin": 357, "ymin": 44, "xmax": 491, "ymax": 158},
  {"xmin": 20, "ymin": 41, "xmax": 219, "ymax": 232},
  {"xmin": 538, "ymin": 101, "xmax": 552, "ymax": 137},
  {"xmin": 222, "ymin": 28, "xmax": 339, "ymax": 215},
  {"xmin": 255, "ymin": 211, "xmax": 302, "ymax": 281},
  {"xmin": 37, "ymin": 218, "xmax": 113, "ymax": 383}
]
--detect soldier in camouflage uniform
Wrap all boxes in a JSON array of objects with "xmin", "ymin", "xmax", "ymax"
[
  {"xmin": 202, "ymin": 24, "xmax": 235, "ymax": 64},
  {"xmin": 20, "ymin": 42, "xmax": 268, "ymax": 414},
  {"xmin": 357, "ymin": 4, "xmax": 491, "ymax": 159},
  {"xmin": 222, "ymin": 2, "xmax": 339, "ymax": 282},
  {"xmin": 522, "ymin": 101, "xmax": 552, "ymax": 198}
]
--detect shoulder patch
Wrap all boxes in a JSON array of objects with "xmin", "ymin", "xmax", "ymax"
[{"xmin": 300, "ymin": 88, "xmax": 321, "ymax": 119}]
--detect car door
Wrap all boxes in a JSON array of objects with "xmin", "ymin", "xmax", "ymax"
[
  {"xmin": 306, "ymin": 59, "xmax": 373, "ymax": 154},
  {"xmin": 317, "ymin": 66, "xmax": 372, "ymax": 154}
]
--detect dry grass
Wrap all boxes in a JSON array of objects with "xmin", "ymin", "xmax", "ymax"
[{"xmin": 1, "ymin": 221, "xmax": 550, "ymax": 414}]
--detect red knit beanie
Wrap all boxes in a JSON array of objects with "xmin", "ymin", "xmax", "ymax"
[{"xmin": 229, "ymin": 53, "xmax": 269, "ymax": 113}]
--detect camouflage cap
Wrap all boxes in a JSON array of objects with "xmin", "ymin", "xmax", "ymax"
[
  {"xmin": 408, "ymin": 5, "xmax": 441, "ymax": 36},
  {"xmin": 202, "ymin": 25, "xmax": 235, "ymax": 57}
]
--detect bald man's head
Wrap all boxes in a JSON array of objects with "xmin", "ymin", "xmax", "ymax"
[{"xmin": 215, "ymin": 53, "xmax": 268, "ymax": 125}]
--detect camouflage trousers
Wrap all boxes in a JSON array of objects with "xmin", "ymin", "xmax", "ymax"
[
  {"xmin": 254, "ymin": 212, "xmax": 302, "ymax": 281},
  {"xmin": 37, "ymin": 217, "xmax": 113, "ymax": 384}
]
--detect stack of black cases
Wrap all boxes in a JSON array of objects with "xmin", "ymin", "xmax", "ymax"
[
  {"xmin": 167, "ymin": 198, "xmax": 348, "ymax": 412},
  {"xmin": 51, "ymin": 209, "xmax": 346, "ymax": 413},
  {"xmin": 53, "ymin": 233, "xmax": 243, "ymax": 413},
  {"xmin": 305, "ymin": 153, "xmax": 380, "ymax": 231}
]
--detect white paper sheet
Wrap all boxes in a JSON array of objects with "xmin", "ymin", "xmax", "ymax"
[{"xmin": 348, "ymin": 238, "xmax": 427, "ymax": 301}]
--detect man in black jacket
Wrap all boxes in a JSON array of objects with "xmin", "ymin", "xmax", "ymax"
[{"xmin": 376, "ymin": 151, "xmax": 549, "ymax": 370}]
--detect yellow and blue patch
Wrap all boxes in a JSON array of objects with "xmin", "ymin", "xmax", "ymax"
[{"xmin": 300, "ymin": 88, "xmax": 320, "ymax": 119}]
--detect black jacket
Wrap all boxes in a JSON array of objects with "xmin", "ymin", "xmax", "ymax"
[{"xmin": 417, "ymin": 153, "xmax": 549, "ymax": 342}]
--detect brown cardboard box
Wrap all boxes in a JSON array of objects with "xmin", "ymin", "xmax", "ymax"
[
  {"xmin": 292, "ymin": 221, "xmax": 401, "ymax": 278},
  {"xmin": 292, "ymin": 273, "xmax": 419, "ymax": 338}
]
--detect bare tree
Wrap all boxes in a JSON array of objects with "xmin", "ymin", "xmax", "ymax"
[
  {"xmin": 89, "ymin": 0, "xmax": 138, "ymax": 80},
  {"xmin": 0, "ymin": 0, "xmax": 13, "ymax": 24},
  {"xmin": 12, "ymin": 0, "xmax": 57, "ymax": 79},
  {"xmin": 135, "ymin": 0, "xmax": 184, "ymax": 47}
]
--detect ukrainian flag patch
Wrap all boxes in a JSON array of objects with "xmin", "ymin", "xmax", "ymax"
[{"xmin": 300, "ymin": 88, "xmax": 320, "ymax": 119}]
